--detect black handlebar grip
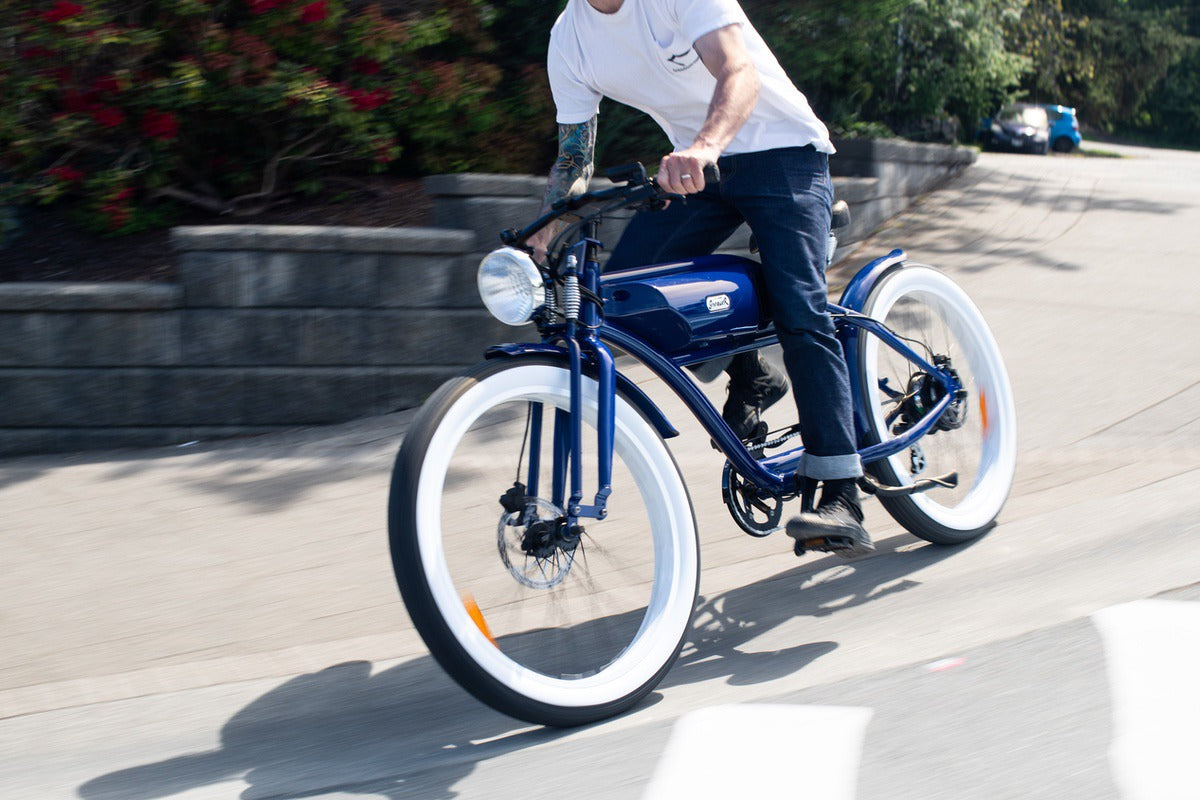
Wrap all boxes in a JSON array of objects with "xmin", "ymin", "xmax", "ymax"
[{"xmin": 703, "ymin": 163, "xmax": 721, "ymax": 184}]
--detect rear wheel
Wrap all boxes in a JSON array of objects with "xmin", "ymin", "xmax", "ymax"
[
  {"xmin": 389, "ymin": 357, "xmax": 699, "ymax": 726},
  {"xmin": 857, "ymin": 265, "xmax": 1017, "ymax": 544}
]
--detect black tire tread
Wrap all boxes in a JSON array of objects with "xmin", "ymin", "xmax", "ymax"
[
  {"xmin": 387, "ymin": 356, "xmax": 698, "ymax": 727},
  {"xmin": 857, "ymin": 267, "xmax": 1002, "ymax": 545}
]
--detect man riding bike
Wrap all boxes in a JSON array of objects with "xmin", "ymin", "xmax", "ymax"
[{"xmin": 528, "ymin": 0, "xmax": 872, "ymax": 555}]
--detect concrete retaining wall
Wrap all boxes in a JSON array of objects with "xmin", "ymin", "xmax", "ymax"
[
  {"xmin": 424, "ymin": 138, "xmax": 976, "ymax": 262},
  {"xmin": 0, "ymin": 139, "xmax": 974, "ymax": 457},
  {"xmin": 0, "ymin": 227, "xmax": 510, "ymax": 456}
]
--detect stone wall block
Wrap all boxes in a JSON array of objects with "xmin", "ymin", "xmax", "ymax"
[
  {"xmin": 178, "ymin": 250, "xmax": 259, "ymax": 308},
  {"xmin": 382, "ymin": 368, "xmax": 459, "ymax": 410},
  {"xmin": 183, "ymin": 311, "xmax": 298, "ymax": 366},
  {"xmin": 0, "ymin": 312, "xmax": 182, "ymax": 367},
  {"xmin": 390, "ymin": 311, "xmax": 514, "ymax": 365},
  {"xmin": 376, "ymin": 254, "xmax": 480, "ymax": 308},
  {"xmin": 0, "ymin": 366, "xmax": 467, "ymax": 427},
  {"xmin": 148, "ymin": 370, "xmax": 243, "ymax": 425},
  {"xmin": 0, "ymin": 370, "xmax": 131, "ymax": 426},
  {"xmin": 433, "ymin": 197, "xmax": 542, "ymax": 247},
  {"xmin": 298, "ymin": 312, "xmax": 370, "ymax": 366},
  {"xmin": 180, "ymin": 250, "xmax": 383, "ymax": 308},
  {"xmin": 178, "ymin": 309, "xmax": 504, "ymax": 367},
  {"xmin": 0, "ymin": 282, "xmax": 180, "ymax": 311},
  {"xmin": 245, "ymin": 251, "xmax": 379, "ymax": 308},
  {"xmin": 232, "ymin": 368, "xmax": 452, "ymax": 424},
  {"xmin": 424, "ymin": 173, "xmax": 546, "ymax": 198}
]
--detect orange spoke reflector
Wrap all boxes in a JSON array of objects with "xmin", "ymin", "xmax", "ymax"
[
  {"xmin": 979, "ymin": 389, "xmax": 990, "ymax": 437},
  {"xmin": 464, "ymin": 594, "xmax": 498, "ymax": 647}
]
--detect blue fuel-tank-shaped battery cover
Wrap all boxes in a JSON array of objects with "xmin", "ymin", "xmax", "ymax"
[{"xmin": 599, "ymin": 255, "xmax": 770, "ymax": 358}]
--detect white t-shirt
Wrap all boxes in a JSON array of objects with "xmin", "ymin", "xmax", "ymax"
[{"xmin": 548, "ymin": 0, "xmax": 834, "ymax": 156}]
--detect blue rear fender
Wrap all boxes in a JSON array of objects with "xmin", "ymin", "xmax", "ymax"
[
  {"xmin": 484, "ymin": 343, "xmax": 680, "ymax": 440},
  {"xmin": 836, "ymin": 248, "xmax": 906, "ymax": 313}
]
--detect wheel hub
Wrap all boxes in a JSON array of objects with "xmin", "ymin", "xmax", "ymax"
[
  {"xmin": 519, "ymin": 517, "xmax": 583, "ymax": 559},
  {"xmin": 496, "ymin": 488, "xmax": 581, "ymax": 589},
  {"xmin": 898, "ymin": 357, "xmax": 968, "ymax": 434}
]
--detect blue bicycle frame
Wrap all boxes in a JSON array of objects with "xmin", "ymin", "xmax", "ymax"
[{"xmin": 487, "ymin": 221, "xmax": 963, "ymax": 530}]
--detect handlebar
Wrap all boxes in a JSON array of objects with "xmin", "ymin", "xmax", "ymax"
[{"xmin": 500, "ymin": 162, "xmax": 721, "ymax": 249}]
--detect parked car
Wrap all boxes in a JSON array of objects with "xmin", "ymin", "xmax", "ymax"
[
  {"xmin": 1041, "ymin": 104, "xmax": 1083, "ymax": 152},
  {"xmin": 979, "ymin": 103, "xmax": 1051, "ymax": 155}
]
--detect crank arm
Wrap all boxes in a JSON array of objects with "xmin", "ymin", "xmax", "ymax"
[{"xmin": 859, "ymin": 471, "xmax": 958, "ymax": 498}]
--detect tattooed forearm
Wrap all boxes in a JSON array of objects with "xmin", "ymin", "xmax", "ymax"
[{"xmin": 540, "ymin": 116, "xmax": 597, "ymax": 214}]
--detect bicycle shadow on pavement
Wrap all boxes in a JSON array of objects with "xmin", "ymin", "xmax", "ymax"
[
  {"xmin": 664, "ymin": 533, "xmax": 978, "ymax": 688},
  {"xmin": 77, "ymin": 535, "xmax": 977, "ymax": 800},
  {"xmin": 77, "ymin": 656, "xmax": 565, "ymax": 800}
]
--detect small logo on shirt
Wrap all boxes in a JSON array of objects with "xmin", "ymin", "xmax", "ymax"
[
  {"xmin": 706, "ymin": 294, "xmax": 731, "ymax": 313},
  {"xmin": 667, "ymin": 49, "xmax": 701, "ymax": 72}
]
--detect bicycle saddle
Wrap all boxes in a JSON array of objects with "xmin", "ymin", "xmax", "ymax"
[{"xmin": 748, "ymin": 199, "xmax": 851, "ymax": 254}]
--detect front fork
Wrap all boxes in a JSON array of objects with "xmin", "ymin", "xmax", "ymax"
[{"xmin": 532, "ymin": 240, "xmax": 614, "ymax": 528}]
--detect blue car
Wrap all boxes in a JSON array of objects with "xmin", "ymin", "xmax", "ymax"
[{"xmin": 1041, "ymin": 104, "xmax": 1082, "ymax": 153}]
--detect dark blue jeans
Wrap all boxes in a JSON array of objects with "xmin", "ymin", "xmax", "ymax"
[{"xmin": 606, "ymin": 146, "xmax": 861, "ymax": 480}]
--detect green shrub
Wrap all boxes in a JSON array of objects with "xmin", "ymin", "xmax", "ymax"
[{"xmin": 0, "ymin": 0, "xmax": 549, "ymax": 234}]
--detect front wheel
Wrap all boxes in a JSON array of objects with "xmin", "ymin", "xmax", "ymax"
[
  {"xmin": 857, "ymin": 265, "xmax": 1017, "ymax": 544},
  {"xmin": 388, "ymin": 356, "xmax": 699, "ymax": 726}
]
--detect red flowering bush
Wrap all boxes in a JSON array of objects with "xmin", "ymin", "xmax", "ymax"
[{"xmin": 1, "ymin": 0, "xmax": 549, "ymax": 235}]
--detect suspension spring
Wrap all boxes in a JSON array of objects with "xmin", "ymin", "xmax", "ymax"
[{"xmin": 563, "ymin": 256, "xmax": 581, "ymax": 321}]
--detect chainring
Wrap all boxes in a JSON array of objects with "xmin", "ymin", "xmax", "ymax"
[{"xmin": 721, "ymin": 461, "xmax": 787, "ymax": 537}]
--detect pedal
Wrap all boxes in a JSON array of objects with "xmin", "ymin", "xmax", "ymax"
[
  {"xmin": 858, "ymin": 471, "xmax": 958, "ymax": 498},
  {"xmin": 790, "ymin": 532, "xmax": 859, "ymax": 556},
  {"xmin": 785, "ymin": 518, "xmax": 875, "ymax": 559}
]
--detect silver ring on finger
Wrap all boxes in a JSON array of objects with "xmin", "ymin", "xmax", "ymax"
[{"xmin": 680, "ymin": 173, "xmax": 692, "ymax": 180}]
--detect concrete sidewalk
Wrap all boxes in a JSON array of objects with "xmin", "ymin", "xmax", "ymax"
[{"xmin": 0, "ymin": 411, "xmax": 424, "ymax": 719}]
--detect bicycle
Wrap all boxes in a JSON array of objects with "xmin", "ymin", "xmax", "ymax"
[{"xmin": 388, "ymin": 162, "xmax": 1017, "ymax": 727}]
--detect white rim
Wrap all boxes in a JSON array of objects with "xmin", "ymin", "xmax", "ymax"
[
  {"xmin": 862, "ymin": 266, "xmax": 1017, "ymax": 531},
  {"xmin": 414, "ymin": 363, "xmax": 698, "ymax": 708}
]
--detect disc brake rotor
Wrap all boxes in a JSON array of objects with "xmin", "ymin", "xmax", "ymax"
[{"xmin": 497, "ymin": 497, "xmax": 577, "ymax": 589}]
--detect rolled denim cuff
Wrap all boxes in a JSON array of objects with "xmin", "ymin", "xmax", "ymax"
[{"xmin": 797, "ymin": 452, "xmax": 863, "ymax": 480}]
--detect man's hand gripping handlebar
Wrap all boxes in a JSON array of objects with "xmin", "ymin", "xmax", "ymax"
[{"xmin": 514, "ymin": 162, "xmax": 721, "ymax": 267}]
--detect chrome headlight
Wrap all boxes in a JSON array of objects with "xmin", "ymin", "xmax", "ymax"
[{"xmin": 477, "ymin": 247, "xmax": 546, "ymax": 326}]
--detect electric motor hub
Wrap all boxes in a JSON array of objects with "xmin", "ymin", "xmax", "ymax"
[
  {"xmin": 900, "ymin": 357, "xmax": 968, "ymax": 434},
  {"xmin": 520, "ymin": 517, "xmax": 583, "ymax": 559}
]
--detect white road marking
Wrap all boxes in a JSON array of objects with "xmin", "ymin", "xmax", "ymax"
[
  {"xmin": 1092, "ymin": 600, "xmax": 1200, "ymax": 800},
  {"xmin": 640, "ymin": 704, "xmax": 872, "ymax": 800}
]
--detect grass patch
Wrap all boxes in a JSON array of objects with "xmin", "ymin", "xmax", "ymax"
[{"xmin": 1079, "ymin": 146, "xmax": 1125, "ymax": 158}]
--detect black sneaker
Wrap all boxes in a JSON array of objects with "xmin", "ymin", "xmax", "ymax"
[
  {"xmin": 786, "ymin": 478, "xmax": 874, "ymax": 558},
  {"xmin": 722, "ymin": 353, "xmax": 789, "ymax": 442}
]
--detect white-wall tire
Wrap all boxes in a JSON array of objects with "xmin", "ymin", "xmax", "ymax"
[
  {"xmin": 389, "ymin": 357, "xmax": 698, "ymax": 726},
  {"xmin": 858, "ymin": 266, "xmax": 1017, "ymax": 543}
]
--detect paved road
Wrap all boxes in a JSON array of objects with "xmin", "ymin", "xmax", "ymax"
[{"xmin": 2, "ymin": 142, "xmax": 1199, "ymax": 799}]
